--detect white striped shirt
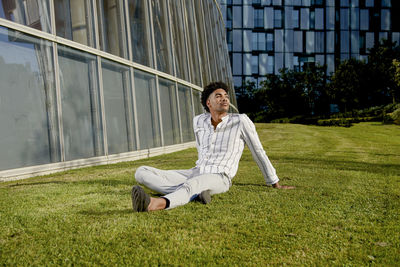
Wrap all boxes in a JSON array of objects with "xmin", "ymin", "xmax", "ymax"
[{"xmin": 193, "ymin": 113, "xmax": 279, "ymax": 185}]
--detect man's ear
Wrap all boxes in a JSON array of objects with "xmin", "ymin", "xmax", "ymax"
[{"xmin": 206, "ymin": 98, "xmax": 211, "ymax": 108}]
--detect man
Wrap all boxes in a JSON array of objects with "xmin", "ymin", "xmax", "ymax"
[{"xmin": 131, "ymin": 81, "xmax": 294, "ymax": 212}]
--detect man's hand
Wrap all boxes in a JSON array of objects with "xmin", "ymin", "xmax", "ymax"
[{"xmin": 272, "ymin": 182, "xmax": 295, "ymax": 189}]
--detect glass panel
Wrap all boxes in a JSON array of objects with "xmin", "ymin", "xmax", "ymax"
[
  {"xmin": 315, "ymin": 32, "xmax": 324, "ymax": 53},
  {"xmin": 351, "ymin": 31, "xmax": 359, "ymax": 53},
  {"xmin": 0, "ymin": 0, "xmax": 51, "ymax": 32},
  {"xmin": 134, "ymin": 70, "xmax": 161, "ymax": 149},
  {"xmin": 243, "ymin": 30, "xmax": 252, "ymax": 52},
  {"xmin": 0, "ymin": 27, "xmax": 58, "ymax": 170},
  {"xmin": 340, "ymin": 8, "xmax": 349, "ymax": 30},
  {"xmin": 102, "ymin": 59, "xmax": 135, "ymax": 154},
  {"xmin": 293, "ymin": 9, "xmax": 299, "ymax": 28},
  {"xmin": 350, "ymin": 7, "xmax": 359, "ymax": 30},
  {"xmin": 275, "ymin": 53, "xmax": 283, "ymax": 74},
  {"xmin": 178, "ymin": 86, "xmax": 194, "ymax": 142},
  {"xmin": 192, "ymin": 90, "xmax": 203, "ymax": 115},
  {"xmin": 233, "ymin": 29, "xmax": 243, "ymax": 51},
  {"xmin": 341, "ymin": 30, "xmax": 349, "ymax": 52},
  {"xmin": 265, "ymin": 7, "xmax": 274, "ymax": 29},
  {"xmin": 300, "ymin": 8, "xmax": 309, "ymax": 29},
  {"xmin": 315, "ymin": 8, "xmax": 324, "ymax": 30},
  {"xmin": 193, "ymin": 0, "xmax": 210, "ymax": 85},
  {"xmin": 243, "ymin": 6, "xmax": 254, "ymax": 28},
  {"xmin": 233, "ymin": 53, "xmax": 242, "ymax": 75},
  {"xmin": 275, "ymin": 29, "xmax": 284, "ymax": 52},
  {"xmin": 326, "ymin": 7, "xmax": 335, "ymax": 30},
  {"xmin": 274, "ymin": 9, "xmax": 282, "ymax": 28},
  {"xmin": 252, "ymin": 55, "xmax": 258, "ymax": 74},
  {"xmin": 169, "ymin": 0, "xmax": 189, "ymax": 81},
  {"xmin": 184, "ymin": 0, "xmax": 202, "ymax": 86},
  {"xmin": 54, "ymin": 0, "xmax": 95, "ymax": 47},
  {"xmin": 128, "ymin": 0, "xmax": 153, "ymax": 67},
  {"xmin": 97, "ymin": 0, "xmax": 127, "ymax": 58},
  {"xmin": 360, "ymin": 9, "xmax": 369, "ymax": 30},
  {"xmin": 158, "ymin": 78, "xmax": 180, "ymax": 146},
  {"xmin": 232, "ymin": 6, "xmax": 242, "ymax": 28},
  {"xmin": 243, "ymin": 53, "xmax": 252, "ymax": 75},
  {"xmin": 306, "ymin": 31, "xmax": 315, "ymax": 53},
  {"xmin": 294, "ymin": 31, "xmax": 303, "ymax": 52},
  {"xmin": 381, "ymin": 9, "xmax": 390, "ymax": 31},
  {"xmin": 58, "ymin": 45, "xmax": 103, "ymax": 161},
  {"xmin": 151, "ymin": 0, "xmax": 174, "ymax": 75}
]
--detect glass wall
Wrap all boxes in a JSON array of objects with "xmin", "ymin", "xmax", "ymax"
[
  {"xmin": 0, "ymin": 0, "xmax": 236, "ymax": 178},
  {"xmin": 134, "ymin": 70, "xmax": 161, "ymax": 149},
  {"xmin": 178, "ymin": 85, "xmax": 195, "ymax": 142},
  {"xmin": 0, "ymin": 27, "xmax": 58, "ymax": 170},
  {"xmin": 58, "ymin": 45, "xmax": 103, "ymax": 161},
  {"xmin": 102, "ymin": 59, "xmax": 135, "ymax": 154},
  {"xmin": 159, "ymin": 78, "xmax": 180, "ymax": 146}
]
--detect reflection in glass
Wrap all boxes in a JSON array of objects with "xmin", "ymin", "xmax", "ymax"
[
  {"xmin": 102, "ymin": 59, "xmax": 135, "ymax": 154},
  {"xmin": 194, "ymin": 0, "xmax": 211, "ymax": 85},
  {"xmin": 159, "ymin": 78, "xmax": 180, "ymax": 146},
  {"xmin": 192, "ymin": 90, "xmax": 203, "ymax": 115},
  {"xmin": 184, "ymin": 0, "xmax": 202, "ymax": 86},
  {"xmin": 0, "ymin": 0, "xmax": 51, "ymax": 32},
  {"xmin": 54, "ymin": 0, "xmax": 95, "ymax": 47},
  {"xmin": 0, "ymin": 27, "xmax": 58, "ymax": 170},
  {"xmin": 96, "ymin": 0, "xmax": 128, "ymax": 58},
  {"xmin": 128, "ymin": 0, "xmax": 153, "ymax": 67},
  {"xmin": 58, "ymin": 45, "xmax": 103, "ymax": 160},
  {"xmin": 169, "ymin": 0, "xmax": 189, "ymax": 80},
  {"xmin": 134, "ymin": 70, "xmax": 161, "ymax": 149},
  {"xmin": 151, "ymin": 0, "xmax": 174, "ymax": 75},
  {"xmin": 178, "ymin": 86, "xmax": 194, "ymax": 142}
]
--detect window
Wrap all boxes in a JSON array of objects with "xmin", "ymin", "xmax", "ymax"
[
  {"xmin": 274, "ymin": 9, "xmax": 282, "ymax": 28},
  {"xmin": 252, "ymin": 55, "xmax": 259, "ymax": 74},
  {"xmin": 293, "ymin": 9, "xmax": 300, "ymax": 28},
  {"xmin": 159, "ymin": 79, "xmax": 180, "ymax": 146},
  {"xmin": 252, "ymin": 32, "xmax": 265, "ymax": 51},
  {"xmin": 254, "ymin": 9, "xmax": 264, "ymax": 28},
  {"xmin": 267, "ymin": 33, "xmax": 274, "ymax": 51}
]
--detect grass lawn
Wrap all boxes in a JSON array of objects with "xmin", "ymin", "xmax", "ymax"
[{"xmin": 1, "ymin": 122, "xmax": 399, "ymax": 266}]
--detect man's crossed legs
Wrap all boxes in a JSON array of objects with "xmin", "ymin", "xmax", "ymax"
[{"xmin": 132, "ymin": 166, "xmax": 231, "ymax": 212}]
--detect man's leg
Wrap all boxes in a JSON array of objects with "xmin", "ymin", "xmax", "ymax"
[
  {"xmin": 163, "ymin": 173, "xmax": 231, "ymax": 210},
  {"xmin": 135, "ymin": 166, "xmax": 193, "ymax": 194}
]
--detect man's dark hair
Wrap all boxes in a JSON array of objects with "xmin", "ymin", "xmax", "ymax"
[{"xmin": 201, "ymin": 81, "xmax": 229, "ymax": 112}]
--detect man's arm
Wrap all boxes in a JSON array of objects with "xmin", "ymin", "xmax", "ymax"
[{"xmin": 240, "ymin": 114, "xmax": 294, "ymax": 189}]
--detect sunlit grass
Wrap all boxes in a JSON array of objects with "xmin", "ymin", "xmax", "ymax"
[{"xmin": 1, "ymin": 122, "xmax": 399, "ymax": 266}]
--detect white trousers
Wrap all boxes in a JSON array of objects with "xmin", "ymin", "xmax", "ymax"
[{"xmin": 135, "ymin": 166, "xmax": 231, "ymax": 209}]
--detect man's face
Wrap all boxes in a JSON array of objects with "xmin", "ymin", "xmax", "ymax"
[{"xmin": 206, "ymin": 88, "xmax": 230, "ymax": 113}]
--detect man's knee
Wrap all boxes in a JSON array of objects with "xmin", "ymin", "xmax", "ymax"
[{"xmin": 135, "ymin": 166, "xmax": 149, "ymax": 184}]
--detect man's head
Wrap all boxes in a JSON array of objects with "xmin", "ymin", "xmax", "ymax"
[{"xmin": 201, "ymin": 82, "xmax": 230, "ymax": 113}]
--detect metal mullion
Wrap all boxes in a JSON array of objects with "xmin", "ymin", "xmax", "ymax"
[
  {"xmin": 53, "ymin": 43, "xmax": 65, "ymax": 162},
  {"xmin": 130, "ymin": 68, "xmax": 140, "ymax": 150},
  {"xmin": 92, "ymin": 0, "xmax": 101, "ymax": 50},
  {"xmin": 198, "ymin": 1, "xmax": 212, "ymax": 83},
  {"xmin": 97, "ymin": 56, "xmax": 108, "ymax": 156},
  {"xmin": 166, "ymin": 0, "xmax": 177, "ymax": 77},
  {"xmin": 124, "ymin": 0, "xmax": 133, "ymax": 61},
  {"xmin": 49, "ymin": 0, "xmax": 56, "ymax": 35},
  {"xmin": 148, "ymin": 0, "xmax": 158, "ymax": 70},
  {"xmin": 175, "ymin": 83, "xmax": 184, "ymax": 143},
  {"xmin": 180, "ymin": 0, "xmax": 192, "ymax": 83},
  {"xmin": 155, "ymin": 76, "xmax": 165, "ymax": 147}
]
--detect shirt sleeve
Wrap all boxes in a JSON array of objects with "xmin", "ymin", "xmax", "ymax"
[{"xmin": 240, "ymin": 114, "xmax": 279, "ymax": 185}]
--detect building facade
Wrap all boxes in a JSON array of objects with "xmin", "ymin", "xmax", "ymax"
[
  {"xmin": 0, "ymin": 0, "xmax": 236, "ymax": 181},
  {"xmin": 218, "ymin": 0, "xmax": 399, "ymax": 88}
]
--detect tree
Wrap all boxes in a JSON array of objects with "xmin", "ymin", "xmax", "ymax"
[
  {"xmin": 366, "ymin": 39, "xmax": 400, "ymax": 105},
  {"xmin": 328, "ymin": 58, "xmax": 368, "ymax": 112}
]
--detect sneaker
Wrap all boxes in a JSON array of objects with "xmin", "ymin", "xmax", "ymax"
[
  {"xmin": 194, "ymin": 190, "xmax": 211, "ymax": 204},
  {"xmin": 131, "ymin": 185, "xmax": 150, "ymax": 212}
]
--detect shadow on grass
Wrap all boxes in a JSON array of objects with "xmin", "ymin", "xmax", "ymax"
[{"xmin": 8, "ymin": 179, "xmax": 133, "ymax": 187}]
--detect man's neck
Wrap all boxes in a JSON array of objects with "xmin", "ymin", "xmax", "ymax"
[{"xmin": 210, "ymin": 111, "xmax": 228, "ymax": 129}]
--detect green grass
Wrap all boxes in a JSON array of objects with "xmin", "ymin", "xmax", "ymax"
[{"xmin": 1, "ymin": 122, "xmax": 399, "ymax": 266}]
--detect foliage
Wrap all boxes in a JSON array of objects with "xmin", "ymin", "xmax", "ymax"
[
  {"xmin": 239, "ymin": 40, "xmax": 400, "ymax": 122},
  {"xmin": 1, "ymin": 123, "xmax": 399, "ymax": 266}
]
